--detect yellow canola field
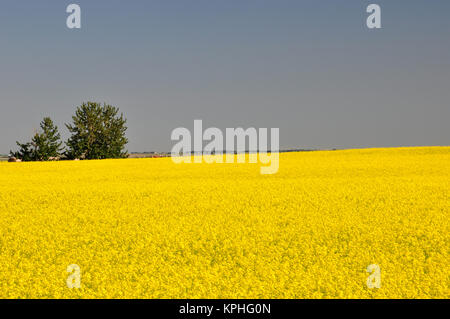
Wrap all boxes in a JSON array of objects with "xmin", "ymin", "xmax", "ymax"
[{"xmin": 0, "ymin": 147, "xmax": 448, "ymax": 298}]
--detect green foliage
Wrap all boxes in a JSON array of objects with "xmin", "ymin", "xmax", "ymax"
[
  {"xmin": 65, "ymin": 102, "xmax": 128, "ymax": 160},
  {"xmin": 11, "ymin": 142, "xmax": 34, "ymax": 161},
  {"xmin": 11, "ymin": 117, "xmax": 63, "ymax": 161},
  {"xmin": 34, "ymin": 117, "xmax": 64, "ymax": 160}
]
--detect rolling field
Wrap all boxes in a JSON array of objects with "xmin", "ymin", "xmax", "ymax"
[{"xmin": 0, "ymin": 147, "xmax": 448, "ymax": 298}]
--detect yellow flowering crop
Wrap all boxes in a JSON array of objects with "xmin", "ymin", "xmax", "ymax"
[{"xmin": 0, "ymin": 147, "xmax": 448, "ymax": 298}]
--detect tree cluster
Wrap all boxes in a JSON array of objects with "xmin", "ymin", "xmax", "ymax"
[{"xmin": 11, "ymin": 102, "xmax": 128, "ymax": 161}]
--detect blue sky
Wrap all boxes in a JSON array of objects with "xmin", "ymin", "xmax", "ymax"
[{"xmin": 0, "ymin": 0, "xmax": 449, "ymax": 152}]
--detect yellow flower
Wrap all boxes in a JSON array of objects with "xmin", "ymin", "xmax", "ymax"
[{"xmin": 0, "ymin": 146, "xmax": 448, "ymax": 298}]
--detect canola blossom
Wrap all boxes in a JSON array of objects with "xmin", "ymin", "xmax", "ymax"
[{"xmin": 0, "ymin": 147, "xmax": 448, "ymax": 298}]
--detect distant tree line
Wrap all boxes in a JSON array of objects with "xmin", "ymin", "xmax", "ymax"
[{"xmin": 10, "ymin": 102, "xmax": 128, "ymax": 161}]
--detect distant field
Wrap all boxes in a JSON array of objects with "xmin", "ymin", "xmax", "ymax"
[{"xmin": 0, "ymin": 147, "xmax": 448, "ymax": 298}]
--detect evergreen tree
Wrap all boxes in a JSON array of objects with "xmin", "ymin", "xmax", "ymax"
[
  {"xmin": 65, "ymin": 102, "xmax": 128, "ymax": 160},
  {"xmin": 10, "ymin": 117, "xmax": 63, "ymax": 161},
  {"xmin": 33, "ymin": 117, "xmax": 63, "ymax": 160},
  {"xmin": 10, "ymin": 141, "xmax": 34, "ymax": 161}
]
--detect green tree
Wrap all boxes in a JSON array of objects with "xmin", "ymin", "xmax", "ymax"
[
  {"xmin": 10, "ymin": 141, "xmax": 34, "ymax": 161},
  {"xmin": 33, "ymin": 117, "xmax": 63, "ymax": 160},
  {"xmin": 65, "ymin": 102, "xmax": 128, "ymax": 160},
  {"xmin": 10, "ymin": 117, "xmax": 63, "ymax": 161}
]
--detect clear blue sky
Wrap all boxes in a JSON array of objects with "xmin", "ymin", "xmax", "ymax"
[{"xmin": 0, "ymin": 0, "xmax": 449, "ymax": 153}]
